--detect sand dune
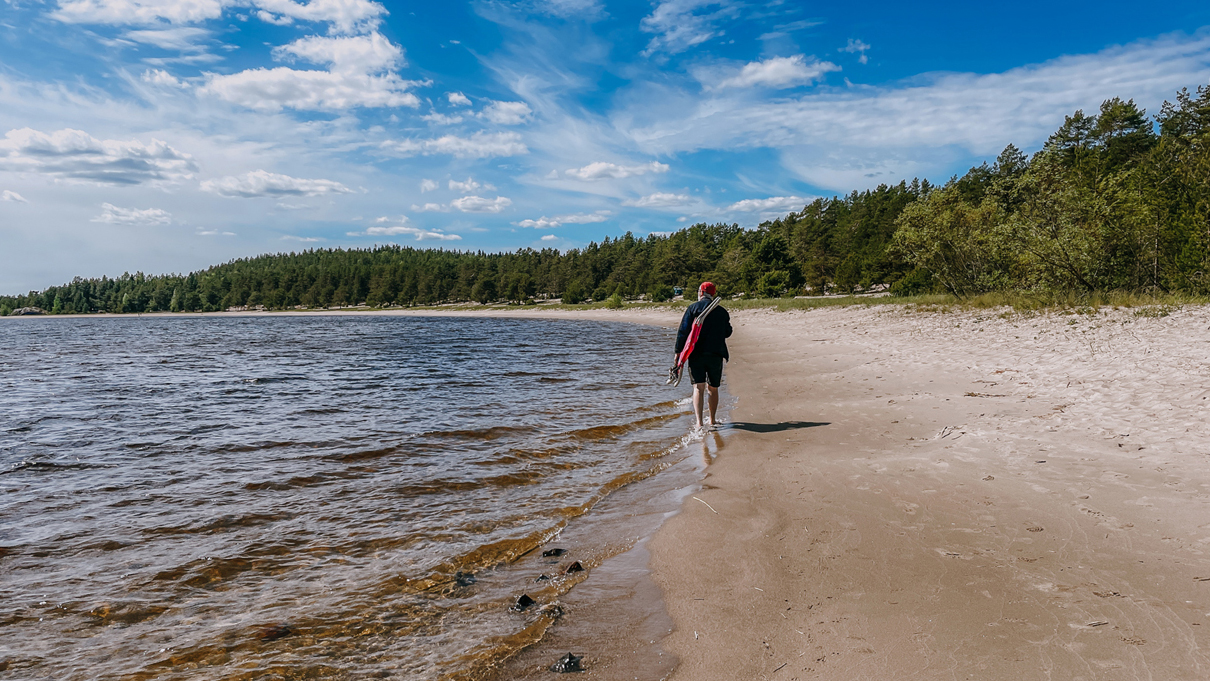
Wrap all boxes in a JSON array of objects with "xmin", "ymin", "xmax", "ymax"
[{"xmin": 653, "ymin": 305, "xmax": 1210, "ymax": 680}]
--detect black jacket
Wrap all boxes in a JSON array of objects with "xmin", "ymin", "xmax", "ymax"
[{"xmin": 674, "ymin": 297, "xmax": 732, "ymax": 361}]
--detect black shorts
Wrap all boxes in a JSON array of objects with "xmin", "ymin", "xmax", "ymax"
[{"xmin": 688, "ymin": 353, "xmax": 724, "ymax": 387}]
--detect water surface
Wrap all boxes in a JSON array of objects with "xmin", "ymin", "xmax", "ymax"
[{"xmin": 0, "ymin": 315, "xmax": 700, "ymax": 680}]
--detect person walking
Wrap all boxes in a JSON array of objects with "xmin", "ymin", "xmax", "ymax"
[{"xmin": 674, "ymin": 282, "xmax": 732, "ymax": 430}]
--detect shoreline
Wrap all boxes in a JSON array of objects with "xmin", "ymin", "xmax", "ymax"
[{"xmin": 650, "ymin": 304, "xmax": 1210, "ymax": 679}]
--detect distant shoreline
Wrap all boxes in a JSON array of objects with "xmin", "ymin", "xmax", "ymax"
[{"xmin": 0, "ymin": 305, "xmax": 690, "ymax": 329}]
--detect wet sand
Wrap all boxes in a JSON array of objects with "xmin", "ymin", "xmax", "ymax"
[{"xmin": 651, "ymin": 305, "xmax": 1210, "ymax": 680}]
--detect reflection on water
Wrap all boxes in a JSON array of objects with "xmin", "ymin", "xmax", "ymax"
[{"xmin": 0, "ymin": 315, "xmax": 700, "ymax": 680}]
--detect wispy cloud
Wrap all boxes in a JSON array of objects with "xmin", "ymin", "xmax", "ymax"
[
  {"xmin": 516, "ymin": 210, "xmax": 610, "ymax": 228},
  {"xmin": 382, "ymin": 131, "xmax": 528, "ymax": 158},
  {"xmin": 201, "ymin": 170, "xmax": 353, "ymax": 198},
  {"xmin": 624, "ymin": 32, "xmax": 1210, "ymax": 189},
  {"xmin": 622, "ymin": 192, "xmax": 693, "ymax": 208},
  {"xmin": 565, "ymin": 161, "xmax": 669, "ymax": 180},
  {"xmin": 0, "ymin": 127, "xmax": 197, "ymax": 186},
  {"xmin": 1, "ymin": 190, "xmax": 28, "ymax": 203},
  {"xmin": 726, "ymin": 196, "xmax": 810, "ymax": 212},
  {"xmin": 640, "ymin": 0, "xmax": 740, "ymax": 55},
  {"xmin": 91, "ymin": 202, "xmax": 172, "ymax": 225}
]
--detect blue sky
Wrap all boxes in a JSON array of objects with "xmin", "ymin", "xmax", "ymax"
[{"xmin": 1, "ymin": 0, "xmax": 1209, "ymax": 293}]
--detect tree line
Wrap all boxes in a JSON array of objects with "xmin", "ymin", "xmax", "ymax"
[{"xmin": 3, "ymin": 82, "xmax": 1208, "ymax": 316}]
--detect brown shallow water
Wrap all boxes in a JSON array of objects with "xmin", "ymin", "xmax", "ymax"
[{"xmin": 0, "ymin": 315, "xmax": 719, "ymax": 680}]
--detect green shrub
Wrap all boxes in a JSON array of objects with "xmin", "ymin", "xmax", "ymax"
[
  {"xmin": 889, "ymin": 267, "xmax": 936, "ymax": 296},
  {"xmin": 562, "ymin": 281, "xmax": 585, "ymax": 304},
  {"xmin": 649, "ymin": 284, "xmax": 675, "ymax": 302},
  {"xmin": 604, "ymin": 292, "xmax": 625, "ymax": 309}
]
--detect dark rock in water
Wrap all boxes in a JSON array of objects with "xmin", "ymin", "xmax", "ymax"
[
  {"xmin": 513, "ymin": 594, "xmax": 536, "ymax": 611},
  {"xmin": 549, "ymin": 652, "xmax": 583, "ymax": 673},
  {"xmin": 258, "ymin": 624, "xmax": 293, "ymax": 641},
  {"xmin": 564, "ymin": 561, "xmax": 584, "ymax": 574},
  {"xmin": 454, "ymin": 571, "xmax": 477, "ymax": 586},
  {"xmin": 542, "ymin": 548, "xmax": 567, "ymax": 557},
  {"xmin": 535, "ymin": 574, "xmax": 550, "ymax": 582}
]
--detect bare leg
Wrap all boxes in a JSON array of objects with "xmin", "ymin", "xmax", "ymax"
[
  {"xmin": 707, "ymin": 385, "xmax": 720, "ymax": 426},
  {"xmin": 692, "ymin": 382, "xmax": 707, "ymax": 429}
]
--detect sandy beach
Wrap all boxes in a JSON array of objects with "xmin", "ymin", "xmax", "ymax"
[{"xmin": 652, "ymin": 304, "xmax": 1210, "ymax": 680}]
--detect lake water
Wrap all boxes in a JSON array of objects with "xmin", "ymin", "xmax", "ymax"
[{"xmin": 0, "ymin": 315, "xmax": 719, "ymax": 680}]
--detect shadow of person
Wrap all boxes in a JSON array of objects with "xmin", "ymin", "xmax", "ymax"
[{"xmin": 723, "ymin": 421, "xmax": 830, "ymax": 433}]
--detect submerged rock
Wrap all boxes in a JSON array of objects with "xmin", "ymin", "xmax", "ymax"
[
  {"xmin": 258, "ymin": 623, "xmax": 293, "ymax": 641},
  {"xmin": 564, "ymin": 561, "xmax": 584, "ymax": 574},
  {"xmin": 535, "ymin": 574, "xmax": 550, "ymax": 582},
  {"xmin": 512, "ymin": 594, "xmax": 536, "ymax": 611},
  {"xmin": 549, "ymin": 652, "xmax": 583, "ymax": 673},
  {"xmin": 541, "ymin": 548, "xmax": 567, "ymax": 557},
  {"xmin": 454, "ymin": 571, "xmax": 477, "ymax": 587}
]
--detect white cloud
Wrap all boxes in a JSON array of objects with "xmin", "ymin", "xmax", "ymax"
[
  {"xmin": 726, "ymin": 196, "xmax": 809, "ymax": 212},
  {"xmin": 141, "ymin": 69, "xmax": 187, "ymax": 87},
  {"xmin": 565, "ymin": 160, "xmax": 669, "ymax": 180},
  {"xmin": 622, "ymin": 192, "xmax": 693, "ymax": 208},
  {"xmin": 708, "ymin": 55, "xmax": 840, "ymax": 90},
  {"xmin": 50, "ymin": 0, "xmax": 384, "ymax": 33},
  {"xmin": 839, "ymin": 38, "xmax": 871, "ymax": 65},
  {"xmin": 419, "ymin": 178, "xmax": 438, "ymax": 192},
  {"xmin": 411, "ymin": 202, "xmax": 447, "ymax": 212},
  {"xmin": 449, "ymin": 177, "xmax": 478, "ymax": 193},
  {"xmin": 540, "ymin": 234, "xmax": 557, "ymax": 241},
  {"xmin": 200, "ymin": 169, "xmax": 353, "ymax": 198},
  {"xmin": 516, "ymin": 211, "xmax": 610, "ymax": 228},
  {"xmin": 0, "ymin": 127, "xmax": 197, "ymax": 186},
  {"xmin": 350, "ymin": 223, "xmax": 462, "ymax": 240},
  {"xmin": 274, "ymin": 32, "xmax": 401, "ymax": 73},
  {"xmin": 201, "ymin": 32, "xmax": 420, "ymax": 111},
  {"xmin": 201, "ymin": 67, "xmax": 419, "ymax": 111},
  {"xmin": 451, "ymin": 195, "xmax": 512, "ymax": 213},
  {"xmin": 447, "ymin": 91, "xmax": 471, "ymax": 106},
  {"xmin": 91, "ymin": 202, "xmax": 172, "ymax": 225},
  {"xmin": 640, "ymin": 0, "xmax": 740, "ymax": 55},
  {"xmin": 256, "ymin": 9, "xmax": 293, "ymax": 25},
  {"xmin": 252, "ymin": 0, "xmax": 387, "ymax": 34},
  {"xmin": 382, "ymin": 131, "xmax": 528, "ymax": 158},
  {"xmin": 198, "ymin": 229, "xmax": 237, "ymax": 236},
  {"xmin": 282, "ymin": 234, "xmax": 322, "ymax": 241},
  {"xmin": 449, "ymin": 177, "xmax": 495, "ymax": 193},
  {"xmin": 421, "ymin": 112, "xmax": 463, "ymax": 124},
  {"xmin": 2, "ymin": 190, "xmax": 28, "ymax": 203},
  {"xmin": 479, "ymin": 100, "xmax": 532, "ymax": 125},
  {"xmin": 517, "ymin": 216, "xmax": 560, "ymax": 229},
  {"xmin": 51, "ymin": 0, "xmax": 229, "ymax": 26}
]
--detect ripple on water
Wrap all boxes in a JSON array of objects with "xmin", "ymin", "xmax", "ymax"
[{"xmin": 0, "ymin": 315, "xmax": 693, "ymax": 680}]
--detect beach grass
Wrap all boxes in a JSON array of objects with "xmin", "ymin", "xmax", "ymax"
[{"xmin": 334, "ymin": 289, "xmax": 1209, "ymax": 317}]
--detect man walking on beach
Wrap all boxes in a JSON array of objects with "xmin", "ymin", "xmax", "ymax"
[{"xmin": 675, "ymin": 282, "xmax": 732, "ymax": 430}]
